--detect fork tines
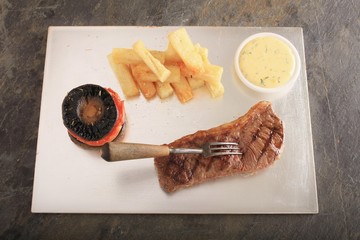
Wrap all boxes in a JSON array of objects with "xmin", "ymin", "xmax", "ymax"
[
  {"xmin": 207, "ymin": 142, "xmax": 242, "ymax": 156},
  {"xmin": 209, "ymin": 142, "xmax": 238, "ymax": 146}
]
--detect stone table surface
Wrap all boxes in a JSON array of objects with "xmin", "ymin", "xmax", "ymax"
[{"xmin": 0, "ymin": 0, "xmax": 359, "ymax": 239}]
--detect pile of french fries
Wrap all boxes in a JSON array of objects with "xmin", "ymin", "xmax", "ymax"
[{"xmin": 108, "ymin": 28, "xmax": 224, "ymax": 103}]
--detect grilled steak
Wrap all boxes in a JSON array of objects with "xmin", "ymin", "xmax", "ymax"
[{"xmin": 154, "ymin": 101, "xmax": 284, "ymax": 193}]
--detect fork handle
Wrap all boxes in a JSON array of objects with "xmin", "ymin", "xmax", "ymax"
[
  {"xmin": 102, "ymin": 142, "xmax": 170, "ymax": 162},
  {"xmin": 170, "ymin": 148, "xmax": 203, "ymax": 154}
]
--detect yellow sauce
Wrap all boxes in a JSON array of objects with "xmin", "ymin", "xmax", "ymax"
[{"xmin": 239, "ymin": 36, "xmax": 295, "ymax": 88}]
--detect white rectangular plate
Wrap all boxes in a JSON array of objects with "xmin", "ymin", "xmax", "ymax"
[{"xmin": 32, "ymin": 26, "xmax": 318, "ymax": 214}]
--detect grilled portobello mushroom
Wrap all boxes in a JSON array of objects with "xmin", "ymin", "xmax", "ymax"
[{"xmin": 62, "ymin": 84, "xmax": 125, "ymax": 147}]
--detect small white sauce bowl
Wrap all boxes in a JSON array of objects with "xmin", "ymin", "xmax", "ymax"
[{"xmin": 234, "ymin": 32, "xmax": 301, "ymax": 94}]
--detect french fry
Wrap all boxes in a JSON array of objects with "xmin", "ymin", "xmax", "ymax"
[
  {"xmin": 108, "ymin": 27, "xmax": 224, "ymax": 102},
  {"xmin": 193, "ymin": 64, "xmax": 224, "ymax": 98},
  {"xmin": 177, "ymin": 61, "xmax": 194, "ymax": 78},
  {"xmin": 164, "ymin": 65, "xmax": 181, "ymax": 83},
  {"xmin": 168, "ymin": 28, "xmax": 204, "ymax": 74},
  {"xmin": 206, "ymin": 80, "xmax": 224, "ymax": 98},
  {"xmin": 107, "ymin": 54, "xmax": 140, "ymax": 98},
  {"xmin": 155, "ymin": 81, "xmax": 173, "ymax": 99},
  {"xmin": 152, "ymin": 50, "xmax": 165, "ymax": 64},
  {"xmin": 195, "ymin": 44, "xmax": 210, "ymax": 65},
  {"xmin": 193, "ymin": 64, "xmax": 223, "ymax": 84},
  {"xmin": 187, "ymin": 77, "xmax": 205, "ymax": 90},
  {"xmin": 165, "ymin": 43, "xmax": 182, "ymax": 64},
  {"xmin": 111, "ymin": 48, "xmax": 165, "ymax": 65},
  {"xmin": 130, "ymin": 63, "xmax": 181, "ymax": 83},
  {"xmin": 111, "ymin": 48, "xmax": 140, "ymax": 65},
  {"xmin": 135, "ymin": 80, "xmax": 157, "ymax": 99},
  {"xmin": 132, "ymin": 40, "xmax": 171, "ymax": 82},
  {"xmin": 130, "ymin": 64, "xmax": 157, "ymax": 99},
  {"xmin": 131, "ymin": 63, "xmax": 158, "ymax": 82},
  {"xmin": 171, "ymin": 76, "xmax": 193, "ymax": 103}
]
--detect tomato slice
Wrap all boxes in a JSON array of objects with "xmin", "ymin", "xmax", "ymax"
[{"xmin": 68, "ymin": 88, "xmax": 125, "ymax": 147}]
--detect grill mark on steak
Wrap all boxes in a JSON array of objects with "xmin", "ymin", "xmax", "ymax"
[
  {"xmin": 252, "ymin": 128, "xmax": 261, "ymax": 141},
  {"xmin": 191, "ymin": 157, "xmax": 200, "ymax": 177},
  {"xmin": 154, "ymin": 101, "xmax": 284, "ymax": 193},
  {"xmin": 205, "ymin": 158, "xmax": 213, "ymax": 172},
  {"xmin": 258, "ymin": 127, "xmax": 274, "ymax": 161}
]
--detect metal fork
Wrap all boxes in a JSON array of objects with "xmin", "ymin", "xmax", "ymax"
[{"xmin": 101, "ymin": 142, "xmax": 242, "ymax": 162}]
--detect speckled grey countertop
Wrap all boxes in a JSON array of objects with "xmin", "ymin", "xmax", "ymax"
[{"xmin": 0, "ymin": 0, "xmax": 359, "ymax": 239}]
